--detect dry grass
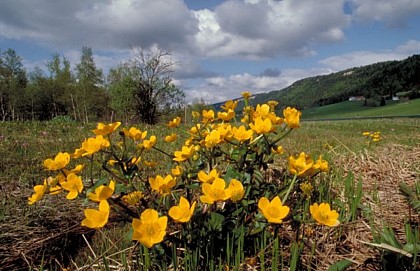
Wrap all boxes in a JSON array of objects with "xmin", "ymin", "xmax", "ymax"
[
  {"xmin": 0, "ymin": 186, "xmax": 94, "ymax": 270},
  {"xmin": 317, "ymin": 144, "xmax": 420, "ymax": 270}
]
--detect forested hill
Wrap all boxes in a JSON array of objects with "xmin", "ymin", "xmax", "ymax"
[{"xmin": 250, "ymin": 54, "xmax": 420, "ymax": 108}]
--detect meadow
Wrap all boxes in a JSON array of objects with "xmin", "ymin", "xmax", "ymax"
[
  {"xmin": 301, "ymin": 98, "xmax": 420, "ymax": 120},
  {"xmin": 0, "ymin": 112, "xmax": 419, "ymax": 270}
]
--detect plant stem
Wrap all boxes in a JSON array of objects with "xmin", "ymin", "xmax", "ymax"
[{"xmin": 283, "ymin": 174, "xmax": 298, "ymax": 204}]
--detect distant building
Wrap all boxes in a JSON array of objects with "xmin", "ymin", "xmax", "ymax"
[
  {"xmin": 349, "ymin": 96, "xmax": 365, "ymax": 101},
  {"xmin": 392, "ymin": 96, "xmax": 399, "ymax": 101}
]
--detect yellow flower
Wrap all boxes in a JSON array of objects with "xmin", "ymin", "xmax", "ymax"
[
  {"xmin": 168, "ymin": 117, "xmax": 181, "ymax": 128},
  {"xmin": 169, "ymin": 196, "xmax": 196, "ymax": 223},
  {"xmin": 300, "ymin": 182, "xmax": 313, "ymax": 198},
  {"xmin": 72, "ymin": 147, "xmax": 86, "ymax": 158},
  {"xmin": 310, "ymin": 203, "xmax": 340, "ymax": 227},
  {"xmin": 122, "ymin": 191, "xmax": 143, "ymax": 206},
  {"xmin": 191, "ymin": 111, "xmax": 200, "ymax": 119},
  {"xmin": 123, "ymin": 127, "xmax": 147, "ymax": 141},
  {"xmin": 63, "ymin": 164, "xmax": 85, "ymax": 176},
  {"xmin": 164, "ymin": 133, "xmax": 177, "ymax": 143},
  {"xmin": 88, "ymin": 180, "xmax": 115, "ymax": 202},
  {"xmin": 60, "ymin": 173, "xmax": 83, "ymax": 200},
  {"xmin": 371, "ymin": 131, "xmax": 381, "ymax": 142},
  {"xmin": 198, "ymin": 169, "xmax": 220, "ymax": 183},
  {"xmin": 227, "ymin": 179, "xmax": 244, "ymax": 202},
  {"xmin": 254, "ymin": 104, "xmax": 270, "ymax": 119},
  {"xmin": 283, "ymin": 107, "xmax": 301, "ymax": 129},
  {"xmin": 81, "ymin": 200, "xmax": 110, "ymax": 229},
  {"xmin": 149, "ymin": 175, "xmax": 176, "ymax": 196},
  {"xmin": 171, "ymin": 165, "xmax": 183, "ymax": 177},
  {"xmin": 362, "ymin": 131, "xmax": 371, "ymax": 136},
  {"xmin": 43, "ymin": 152, "xmax": 70, "ymax": 171},
  {"xmin": 217, "ymin": 109, "xmax": 235, "ymax": 121},
  {"xmin": 204, "ymin": 130, "xmax": 222, "ymax": 148},
  {"xmin": 28, "ymin": 179, "xmax": 48, "ymax": 205},
  {"xmin": 200, "ymin": 178, "xmax": 230, "ymax": 204},
  {"xmin": 81, "ymin": 135, "xmax": 110, "ymax": 156},
  {"xmin": 173, "ymin": 145, "xmax": 195, "ymax": 162},
  {"xmin": 221, "ymin": 100, "xmax": 238, "ymax": 111},
  {"xmin": 217, "ymin": 124, "xmax": 233, "ymax": 140},
  {"xmin": 249, "ymin": 117, "xmax": 272, "ymax": 134},
  {"xmin": 241, "ymin": 91, "xmax": 252, "ymax": 99},
  {"xmin": 272, "ymin": 145, "xmax": 284, "ymax": 154},
  {"xmin": 190, "ymin": 125, "xmax": 200, "ymax": 135},
  {"xmin": 314, "ymin": 155, "xmax": 329, "ymax": 172},
  {"xmin": 268, "ymin": 112, "xmax": 284, "ymax": 125},
  {"xmin": 232, "ymin": 125, "xmax": 253, "ymax": 142},
  {"xmin": 267, "ymin": 100, "xmax": 278, "ymax": 109},
  {"xmin": 142, "ymin": 135, "xmax": 157, "ymax": 150},
  {"xmin": 258, "ymin": 196, "xmax": 290, "ymax": 224},
  {"xmin": 288, "ymin": 152, "xmax": 314, "ymax": 176},
  {"xmin": 202, "ymin": 109, "xmax": 215, "ymax": 123},
  {"xmin": 47, "ymin": 176, "xmax": 63, "ymax": 195},
  {"xmin": 92, "ymin": 122, "xmax": 121, "ymax": 136},
  {"xmin": 132, "ymin": 209, "xmax": 168, "ymax": 248}
]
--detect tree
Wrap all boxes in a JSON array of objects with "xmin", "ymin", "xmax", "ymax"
[
  {"xmin": 75, "ymin": 47, "xmax": 107, "ymax": 122},
  {"xmin": 45, "ymin": 53, "xmax": 74, "ymax": 118},
  {"xmin": 0, "ymin": 49, "xmax": 27, "ymax": 121},
  {"xmin": 130, "ymin": 48, "xmax": 185, "ymax": 124},
  {"xmin": 108, "ymin": 62, "xmax": 138, "ymax": 123}
]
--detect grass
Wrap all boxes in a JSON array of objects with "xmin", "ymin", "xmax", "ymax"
[
  {"xmin": 1, "ymin": 117, "xmax": 419, "ymax": 270},
  {"xmin": 302, "ymin": 98, "xmax": 420, "ymax": 119}
]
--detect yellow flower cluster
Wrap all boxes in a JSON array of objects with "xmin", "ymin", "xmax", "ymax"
[
  {"xmin": 29, "ymin": 98, "xmax": 340, "ymax": 252},
  {"xmin": 288, "ymin": 152, "xmax": 329, "ymax": 177},
  {"xmin": 363, "ymin": 131, "xmax": 381, "ymax": 142}
]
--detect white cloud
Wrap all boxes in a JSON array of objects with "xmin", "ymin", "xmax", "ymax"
[
  {"xmin": 396, "ymin": 39, "xmax": 420, "ymax": 54},
  {"xmin": 184, "ymin": 68, "xmax": 330, "ymax": 104},
  {"xmin": 351, "ymin": 0, "xmax": 420, "ymax": 27},
  {"xmin": 0, "ymin": 0, "xmax": 198, "ymax": 51},
  {"xmin": 319, "ymin": 39, "xmax": 420, "ymax": 71},
  {"xmin": 193, "ymin": 0, "xmax": 350, "ymax": 59}
]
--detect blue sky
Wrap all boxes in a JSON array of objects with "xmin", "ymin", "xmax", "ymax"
[{"xmin": 1, "ymin": 0, "xmax": 419, "ymax": 103}]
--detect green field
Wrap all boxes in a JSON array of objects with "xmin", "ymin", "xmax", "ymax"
[
  {"xmin": 1, "ymin": 118, "xmax": 419, "ymax": 270},
  {"xmin": 302, "ymin": 98, "xmax": 420, "ymax": 119}
]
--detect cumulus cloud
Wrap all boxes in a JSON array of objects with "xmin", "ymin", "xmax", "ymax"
[
  {"xmin": 193, "ymin": 0, "xmax": 350, "ymax": 59},
  {"xmin": 350, "ymin": 0, "xmax": 420, "ymax": 27},
  {"xmin": 319, "ymin": 39, "xmax": 420, "ymax": 71},
  {"xmin": 0, "ymin": 0, "xmax": 198, "ymax": 51},
  {"xmin": 184, "ymin": 68, "xmax": 329, "ymax": 104}
]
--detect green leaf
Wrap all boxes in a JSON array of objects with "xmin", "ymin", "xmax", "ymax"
[
  {"xmin": 114, "ymin": 183, "xmax": 128, "ymax": 194},
  {"xmin": 327, "ymin": 259, "xmax": 353, "ymax": 271},
  {"xmin": 224, "ymin": 166, "xmax": 242, "ymax": 181},
  {"xmin": 207, "ymin": 212, "xmax": 225, "ymax": 232},
  {"xmin": 403, "ymin": 243, "xmax": 420, "ymax": 254}
]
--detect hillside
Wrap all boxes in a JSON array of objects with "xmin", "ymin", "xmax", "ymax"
[{"xmin": 250, "ymin": 54, "xmax": 420, "ymax": 108}]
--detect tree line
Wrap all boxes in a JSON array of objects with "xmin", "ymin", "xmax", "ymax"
[{"xmin": 0, "ymin": 47, "xmax": 185, "ymax": 124}]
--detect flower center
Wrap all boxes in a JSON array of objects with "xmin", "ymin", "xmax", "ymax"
[
  {"xmin": 145, "ymin": 223, "xmax": 157, "ymax": 236},
  {"xmin": 267, "ymin": 206, "xmax": 280, "ymax": 218},
  {"xmin": 318, "ymin": 211, "xmax": 329, "ymax": 222}
]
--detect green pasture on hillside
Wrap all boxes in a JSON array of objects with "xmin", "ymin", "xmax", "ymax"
[{"xmin": 302, "ymin": 98, "xmax": 420, "ymax": 120}]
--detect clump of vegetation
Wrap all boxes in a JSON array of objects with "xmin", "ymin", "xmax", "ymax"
[{"xmin": 28, "ymin": 94, "xmax": 349, "ymax": 270}]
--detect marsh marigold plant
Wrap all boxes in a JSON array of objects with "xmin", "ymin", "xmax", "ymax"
[{"xmin": 29, "ymin": 94, "xmax": 341, "ymax": 269}]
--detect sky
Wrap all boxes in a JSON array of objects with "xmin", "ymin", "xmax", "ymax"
[{"xmin": 1, "ymin": 0, "xmax": 420, "ymax": 104}]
